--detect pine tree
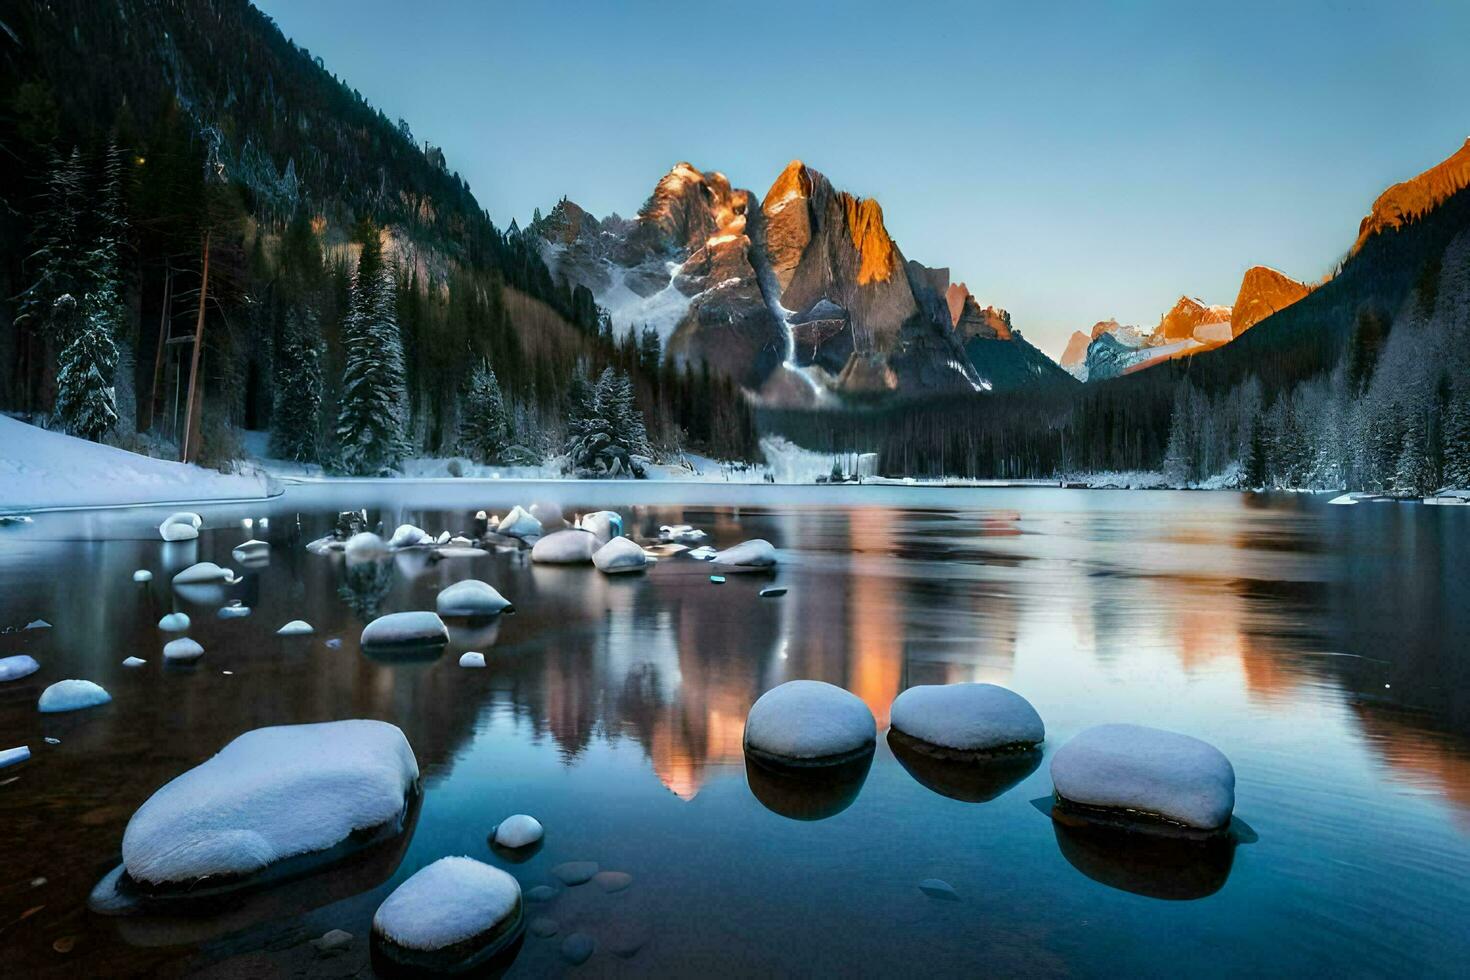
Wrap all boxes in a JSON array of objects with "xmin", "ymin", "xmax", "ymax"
[
  {"xmin": 86, "ymin": 141, "xmax": 128, "ymax": 333},
  {"xmin": 270, "ymin": 307, "xmax": 324, "ymax": 462},
  {"xmin": 1444, "ymin": 384, "xmax": 1470, "ymax": 489},
  {"xmin": 1394, "ymin": 408, "xmax": 1434, "ymax": 496},
  {"xmin": 53, "ymin": 294, "xmax": 118, "ymax": 441},
  {"xmin": 15, "ymin": 147, "xmax": 87, "ymax": 343},
  {"xmin": 335, "ymin": 226, "xmax": 409, "ymax": 475},
  {"xmin": 458, "ymin": 358, "xmax": 510, "ymax": 464}
]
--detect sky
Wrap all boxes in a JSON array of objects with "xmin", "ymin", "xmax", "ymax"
[{"xmin": 256, "ymin": 0, "xmax": 1470, "ymax": 360}]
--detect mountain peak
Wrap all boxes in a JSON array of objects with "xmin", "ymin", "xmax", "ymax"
[
  {"xmin": 1231, "ymin": 265, "xmax": 1310, "ymax": 336},
  {"xmin": 1352, "ymin": 138, "xmax": 1470, "ymax": 256}
]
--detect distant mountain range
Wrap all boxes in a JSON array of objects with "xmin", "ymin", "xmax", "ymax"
[{"xmin": 527, "ymin": 160, "xmax": 1072, "ymax": 405}]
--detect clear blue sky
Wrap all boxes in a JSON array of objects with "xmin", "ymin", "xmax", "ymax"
[{"xmin": 256, "ymin": 0, "xmax": 1470, "ymax": 359}]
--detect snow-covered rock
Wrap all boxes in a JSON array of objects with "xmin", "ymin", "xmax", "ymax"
[
  {"xmin": 217, "ymin": 603, "xmax": 251, "ymax": 619},
  {"xmin": 38, "ymin": 679, "xmax": 111, "ymax": 713},
  {"xmin": 580, "ymin": 510, "xmax": 623, "ymax": 544},
  {"xmin": 492, "ymin": 814, "xmax": 544, "ymax": 849},
  {"xmin": 459, "ymin": 652, "xmax": 486, "ymax": 668},
  {"xmin": 372, "ymin": 857, "xmax": 523, "ymax": 972},
  {"xmin": 0, "ymin": 654, "xmax": 40, "ymax": 682},
  {"xmin": 744, "ymin": 680, "xmax": 876, "ymax": 765},
  {"xmin": 24, "ymin": 619, "xmax": 50, "ymax": 629},
  {"xmin": 345, "ymin": 532, "xmax": 388, "ymax": 560},
  {"xmin": 163, "ymin": 637, "xmax": 204, "ymax": 664},
  {"xmin": 530, "ymin": 528, "xmax": 599, "ymax": 564},
  {"xmin": 436, "ymin": 580, "xmax": 513, "ymax": 617},
  {"xmin": 659, "ymin": 524, "xmax": 707, "ymax": 544},
  {"xmin": 388, "ymin": 524, "xmax": 433, "ymax": 549},
  {"xmin": 122, "ymin": 656, "xmax": 147, "ymax": 667},
  {"xmin": 120, "ymin": 720, "xmax": 419, "ymax": 890},
  {"xmin": 172, "ymin": 562, "xmax": 233, "ymax": 585},
  {"xmin": 157, "ymin": 612, "xmax": 190, "ymax": 632},
  {"xmin": 232, "ymin": 538, "xmax": 270, "ymax": 563},
  {"xmin": 1050, "ymin": 723, "xmax": 1235, "ymax": 832},
  {"xmin": 593, "ymin": 536, "xmax": 648, "ymax": 574},
  {"xmin": 361, "ymin": 611, "xmax": 450, "ymax": 649},
  {"xmin": 159, "ymin": 512, "xmax": 202, "ymax": 541},
  {"xmin": 530, "ymin": 501, "xmax": 566, "ymax": 530},
  {"xmin": 712, "ymin": 538, "xmax": 777, "ymax": 571},
  {"xmin": 0, "ymin": 745, "xmax": 30, "ymax": 769},
  {"xmin": 133, "ymin": 569, "xmax": 153, "ymax": 583},
  {"xmin": 497, "ymin": 506, "xmax": 541, "ymax": 540},
  {"xmin": 276, "ymin": 620, "xmax": 314, "ymax": 636},
  {"xmin": 889, "ymin": 683, "xmax": 1044, "ymax": 755}
]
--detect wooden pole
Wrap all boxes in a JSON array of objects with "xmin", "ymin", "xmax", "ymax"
[
  {"xmin": 145, "ymin": 265, "xmax": 171, "ymax": 432},
  {"xmin": 180, "ymin": 231, "xmax": 210, "ymax": 462}
]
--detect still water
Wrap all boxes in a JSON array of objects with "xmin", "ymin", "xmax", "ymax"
[{"xmin": 1, "ymin": 485, "xmax": 1467, "ymax": 977}]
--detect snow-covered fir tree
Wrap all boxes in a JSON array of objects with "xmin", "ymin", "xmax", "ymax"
[
  {"xmin": 270, "ymin": 307, "xmax": 325, "ymax": 462},
  {"xmin": 458, "ymin": 358, "xmax": 510, "ymax": 464},
  {"xmin": 1444, "ymin": 383, "xmax": 1470, "ymax": 489},
  {"xmin": 335, "ymin": 228, "xmax": 409, "ymax": 475},
  {"xmin": 563, "ymin": 366, "xmax": 649, "ymax": 477},
  {"xmin": 14, "ymin": 147, "xmax": 87, "ymax": 342},
  {"xmin": 52, "ymin": 293, "xmax": 118, "ymax": 441}
]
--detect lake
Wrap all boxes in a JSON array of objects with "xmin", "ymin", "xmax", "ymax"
[{"xmin": 1, "ymin": 485, "xmax": 1467, "ymax": 977}]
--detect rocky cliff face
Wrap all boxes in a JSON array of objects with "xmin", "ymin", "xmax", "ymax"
[
  {"xmin": 1231, "ymin": 266, "xmax": 1311, "ymax": 337},
  {"xmin": 1352, "ymin": 138, "xmax": 1470, "ymax": 257},
  {"xmin": 1151, "ymin": 295, "xmax": 1233, "ymax": 344},
  {"xmin": 534, "ymin": 158, "xmax": 1082, "ymax": 402}
]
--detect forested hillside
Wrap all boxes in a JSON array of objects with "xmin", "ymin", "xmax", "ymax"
[{"xmin": 0, "ymin": 0, "xmax": 755, "ymax": 474}]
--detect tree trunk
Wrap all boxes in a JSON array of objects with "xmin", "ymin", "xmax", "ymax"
[
  {"xmin": 180, "ymin": 232, "xmax": 210, "ymax": 462},
  {"xmin": 144, "ymin": 265, "xmax": 171, "ymax": 433}
]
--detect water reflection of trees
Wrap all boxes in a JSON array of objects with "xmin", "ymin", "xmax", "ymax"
[{"xmin": 338, "ymin": 557, "xmax": 396, "ymax": 621}]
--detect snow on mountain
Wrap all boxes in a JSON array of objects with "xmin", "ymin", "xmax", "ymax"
[{"xmin": 0, "ymin": 415, "xmax": 270, "ymax": 511}]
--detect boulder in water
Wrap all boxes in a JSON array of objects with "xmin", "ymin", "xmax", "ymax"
[
  {"xmin": 388, "ymin": 524, "xmax": 433, "ymax": 549},
  {"xmin": 492, "ymin": 814, "xmax": 544, "ymax": 849},
  {"xmin": 361, "ymin": 612, "xmax": 449, "ymax": 651},
  {"xmin": 276, "ymin": 620, "xmax": 314, "ymax": 636},
  {"xmin": 172, "ymin": 562, "xmax": 233, "ymax": 585},
  {"xmin": 593, "ymin": 537, "xmax": 648, "ymax": 574},
  {"xmin": 496, "ymin": 506, "xmax": 541, "ymax": 540},
  {"xmin": 372, "ymin": 856, "xmax": 523, "ymax": 973},
  {"xmin": 345, "ymin": 532, "xmax": 388, "ymax": 560},
  {"xmin": 530, "ymin": 529, "xmax": 599, "ymax": 565},
  {"xmin": 580, "ymin": 510, "xmax": 623, "ymax": 544},
  {"xmin": 159, "ymin": 512, "xmax": 201, "ymax": 541},
  {"xmin": 889, "ymin": 683, "xmax": 1044, "ymax": 757},
  {"xmin": 163, "ymin": 637, "xmax": 205, "ymax": 663},
  {"xmin": 0, "ymin": 654, "xmax": 41, "ymax": 683},
  {"xmin": 712, "ymin": 539, "xmax": 777, "ymax": 572},
  {"xmin": 436, "ymin": 580, "xmax": 512, "ymax": 617},
  {"xmin": 1050, "ymin": 723, "xmax": 1235, "ymax": 834},
  {"xmin": 744, "ymin": 680, "xmax": 876, "ymax": 766},
  {"xmin": 38, "ymin": 679, "xmax": 111, "ymax": 713}
]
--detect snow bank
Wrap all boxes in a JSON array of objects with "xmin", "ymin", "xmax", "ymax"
[
  {"xmin": 0, "ymin": 416, "xmax": 268, "ymax": 510},
  {"xmin": 0, "ymin": 654, "xmax": 40, "ymax": 682},
  {"xmin": 459, "ymin": 652, "xmax": 486, "ymax": 668},
  {"xmin": 889, "ymin": 683, "xmax": 1044, "ymax": 754},
  {"xmin": 744, "ymin": 680, "xmax": 876, "ymax": 764},
  {"xmin": 38, "ymin": 679, "xmax": 111, "ymax": 713},
  {"xmin": 593, "ymin": 536, "xmax": 648, "ymax": 574},
  {"xmin": 530, "ymin": 529, "xmax": 598, "ymax": 564},
  {"xmin": 159, "ymin": 512, "xmax": 202, "ymax": 541},
  {"xmin": 580, "ymin": 510, "xmax": 622, "ymax": 544},
  {"xmin": 1051, "ymin": 723, "xmax": 1235, "ymax": 831},
  {"xmin": 158, "ymin": 612, "xmax": 190, "ymax": 632},
  {"xmin": 372, "ymin": 857, "xmax": 522, "ymax": 969},
  {"xmin": 496, "ymin": 506, "xmax": 541, "ymax": 540},
  {"xmin": 276, "ymin": 620, "xmax": 314, "ymax": 636},
  {"xmin": 713, "ymin": 538, "xmax": 778, "ymax": 571},
  {"xmin": 163, "ymin": 637, "xmax": 204, "ymax": 663},
  {"xmin": 1, "ymin": 745, "xmax": 30, "ymax": 769},
  {"xmin": 121, "ymin": 720, "xmax": 418, "ymax": 887},
  {"xmin": 436, "ymin": 580, "xmax": 512, "ymax": 617},
  {"xmin": 492, "ymin": 814, "xmax": 544, "ymax": 848},
  {"xmin": 361, "ymin": 611, "xmax": 449, "ymax": 649}
]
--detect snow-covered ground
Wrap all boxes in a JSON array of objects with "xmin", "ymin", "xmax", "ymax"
[{"xmin": 0, "ymin": 415, "xmax": 271, "ymax": 511}]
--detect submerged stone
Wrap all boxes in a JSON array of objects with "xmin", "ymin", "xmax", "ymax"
[
  {"xmin": 560, "ymin": 932, "xmax": 595, "ymax": 965},
  {"xmin": 551, "ymin": 861, "xmax": 599, "ymax": 886}
]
